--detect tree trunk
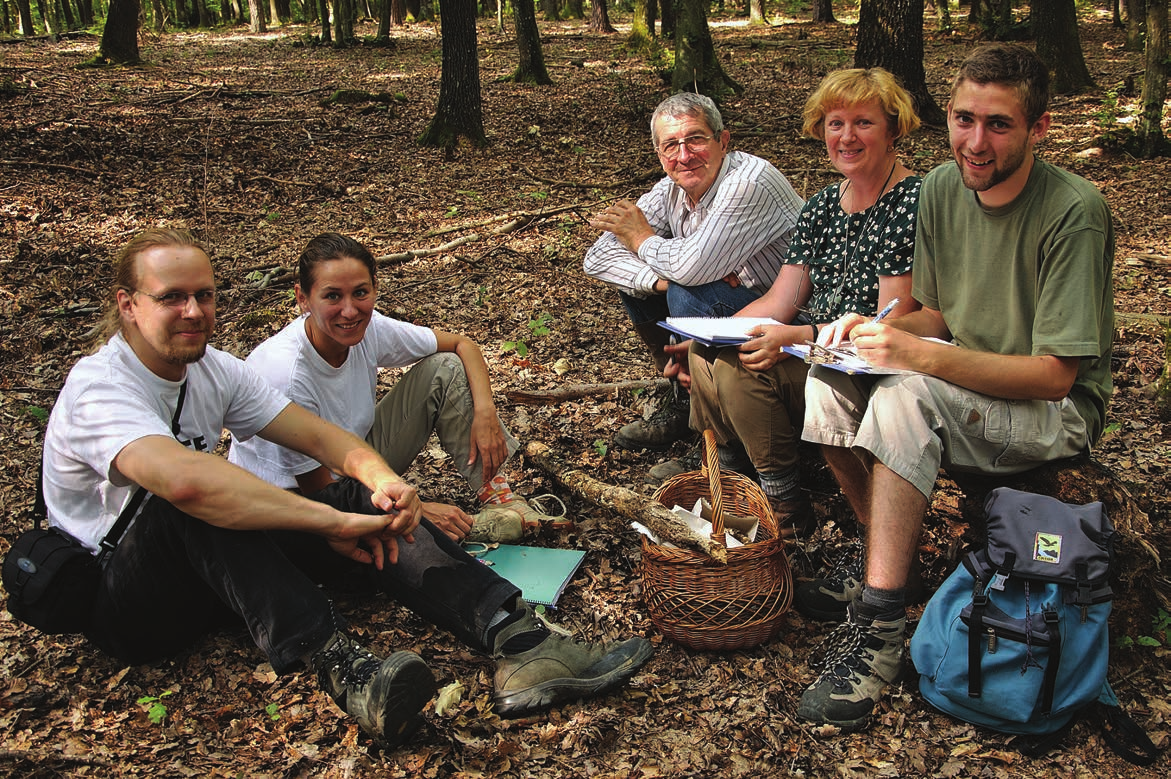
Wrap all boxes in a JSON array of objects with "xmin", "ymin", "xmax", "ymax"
[
  {"xmin": 1034, "ymin": 0, "xmax": 1094, "ymax": 94},
  {"xmin": 673, "ymin": 0, "xmax": 741, "ymax": 97},
  {"xmin": 317, "ymin": 0, "xmax": 332, "ymax": 43},
  {"xmin": 812, "ymin": 0, "xmax": 836, "ymax": 22},
  {"xmin": 509, "ymin": 0, "xmax": 553, "ymax": 84},
  {"xmin": 661, "ymin": 0, "xmax": 675, "ymax": 37},
  {"xmin": 540, "ymin": 0, "xmax": 559, "ymax": 20},
  {"xmin": 565, "ymin": 0, "xmax": 583, "ymax": 19},
  {"xmin": 15, "ymin": 0, "xmax": 34, "ymax": 35},
  {"xmin": 391, "ymin": 0, "xmax": 406, "ymax": 24},
  {"xmin": 855, "ymin": 0, "xmax": 945, "ymax": 124},
  {"xmin": 629, "ymin": 0, "xmax": 652, "ymax": 49},
  {"xmin": 77, "ymin": 0, "xmax": 94, "ymax": 26},
  {"xmin": 248, "ymin": 0, "xmax": 266, "ymax": 31},
  {"xmin": 196, "ymin": 0, "xmax": 213, "ymax": 26},
  {"xmin": 149, "ymin": 0, "xmax": 166, "ymax": 30},
  {"xmin": 589, "ymin": 0, "xmax": 615, "ymax": 32},
  {"xmin": 419, "ymin": 0, "xmax": 487, "ymax": 149},
  {"xmin": 58, "ymin": 0, "xmax": 75, "ymax": 30},
  {"xmin": 1123, "ymin": 0, "xmax": 1144, "ymax": 51},
  {"xmin": 1140, "ymin": 0, "xmax": 1168, "ymax": 157},
  {"xmin": 99, "ymin": 0, "xmax": 140, "ymax": 62},
  {"xmin": 748, "ymin": 0, "xmax": 765, "ymax": 25}
]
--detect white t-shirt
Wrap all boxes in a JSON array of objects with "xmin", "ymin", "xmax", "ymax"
[
  {"xmin": 42, "ymin": 333, "xmax": 290, "ymax": 552},
  {"xmin": 228, "ymin": 312, "xmax": 437, "ymax": 488}
]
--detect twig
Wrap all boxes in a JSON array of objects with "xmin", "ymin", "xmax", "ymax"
[
  {"xmin": 505, "ymin": 378, "xmax": 670, "ymax": 405},
  {"xmin": 0, "ymin": 749, "xmax": 115, "ymax": 767},
  {"xmin": 0, "ymin": 159, "xmax": 100, "ymax": 177}
]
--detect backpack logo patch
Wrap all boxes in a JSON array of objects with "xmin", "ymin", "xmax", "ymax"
[{"xmin": 1033, "ymin": 532, "xmax": 1062, "ymax": 564}]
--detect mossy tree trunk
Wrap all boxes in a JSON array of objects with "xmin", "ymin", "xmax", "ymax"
[
  {"xmin": 1140, "ymin": 0, "xmax": 1169, "ymax": 158},
  {"xmin": 672, "ymin": 0, "xmax": 740, "ymax": 98},
  {"xmin": 98, "ymin": 0, "xmax": 140, "ymax": 63},
  {"xmin": 509, "ymin": 0, "xmax": 554, "ymax": 85},
  {"xmin": 419, "ymin": 0, "xmax": 487, "ymax": 149}
]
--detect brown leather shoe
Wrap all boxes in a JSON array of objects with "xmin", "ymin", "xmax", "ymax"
[{"xmin": 769, "ymin": 496, "xmax": 816, "ymax": 540}]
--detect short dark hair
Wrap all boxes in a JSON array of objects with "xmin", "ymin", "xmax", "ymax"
[
  {"xmin": 99, "ymin": 228, "xmax": 204, "ymax": 343},
  {"xmin": 297, "ymin": 233, "xmax": 377, "ymax": 293},
  {"xmin": 951, "ymin": 43, "xmax": 1050, "ymax": 126}
]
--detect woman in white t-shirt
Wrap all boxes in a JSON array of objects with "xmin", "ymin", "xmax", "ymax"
[{"xmin": 229, "ymin": 233, "xmax": 563, "ymax": 542}]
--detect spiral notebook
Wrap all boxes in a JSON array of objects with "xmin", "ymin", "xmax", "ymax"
[{"xmin": 473, "ymin": 545, "xmax": 587, "ymax": 608}]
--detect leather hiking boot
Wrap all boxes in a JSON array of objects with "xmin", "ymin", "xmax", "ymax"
[
  {"xmin": 797, "ymin": 602, "xmax": 906, "ymax": 733},
  {"xmin": 794, "ymin": 543, "xmax": 923, "ymax": 623},
  {"xmin": 769, "ymin": 495, "xmax": 815, "ymax": 540},
  {"xmin": 795, "ymin": 541, "xmax": 864, "ymax": 622},
  {"xmin": 615, "ymin": 390, "xmax": 693, "ymax": 452},
  {"xmin": 311, "ymin": 631, "xmax": 437, "ymax": 748},
  {"xmin": 466, "ymin": 504, "xmax": 525, "ymax": 543},
  {"xmin": 646, "ymin": 443, "xmax": 702, "ymax": 484},
  {"xmin": 491, "ymin": 606, "xmax": 654, "ymax": 717}
]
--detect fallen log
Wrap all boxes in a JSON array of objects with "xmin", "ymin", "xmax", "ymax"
[
  {"xmin": 944, "ymin": 455, "xmax": 1167, "ymax": 638},
  {"xmin": 523, "ymin": 441, "xmax": 727, "ymax": 562},
  {"xmin": 506, "ymin": 378, "xmax": 669, "ymax": 405}
]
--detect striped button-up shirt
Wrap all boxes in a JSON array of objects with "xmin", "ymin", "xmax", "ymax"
[{"xmin": 584, "ymin": 151, "xmax": 804, "ymax": 298}]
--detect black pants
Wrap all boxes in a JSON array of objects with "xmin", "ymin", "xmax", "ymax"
[{"xmin": 88, "ymin": 482, "xmax": 519, "ymax": 673}]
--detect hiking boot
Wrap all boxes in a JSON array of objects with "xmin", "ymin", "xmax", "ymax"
[
  {"xmin": 796, "ymin": 602, "xmax": 906, "ymax": 733},
  {"xmin": 466, "ymin": 504, "xmax": 526, "ymax": 543},
  {"xmin": 795, "ymin": 541, "xmax": 864, "ymax": 622},
  {"xmin": 614, "ymin": 390, "xmax": 693, "ymax": 452},
  {"xmin": 491, "ymin": 605, "xmax": 654, "ymax": 717},
  {"xmin": 646, "ymin": 444, "xmax": 703, "ymax": 484},
  {"xmin": 311, "ymin": 631, "xmax": 437, "ymax": 748},
  {"xmin": 770, "ymin": 495, "xmax": 816, "ymax": 540}
]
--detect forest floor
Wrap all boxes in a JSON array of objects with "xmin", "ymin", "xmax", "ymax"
[{"xmin": 1, "ymin": 9, "xmax": 1170, "ymax": 778}]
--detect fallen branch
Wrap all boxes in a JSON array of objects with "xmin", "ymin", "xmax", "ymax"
[
  {"xmin": 0, "ymin": 159, "xmax": 100, "ymax": 177},
  {"xmin": 506, "ymin": 378, "xmax": 669, "ymax": 405},
  {"xmin": 523, "ymin": 441, "xmax": 726, "ymax": 562}
]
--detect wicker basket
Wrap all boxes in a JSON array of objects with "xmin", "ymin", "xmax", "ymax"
[{"xmin": 641, "ymin": 430, "xmax": 793, "ymax": 651}]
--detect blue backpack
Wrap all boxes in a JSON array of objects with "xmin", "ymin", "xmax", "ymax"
[{"xmin": 911, "ymin": 487, "xmax": 1116, "ymax": 735}]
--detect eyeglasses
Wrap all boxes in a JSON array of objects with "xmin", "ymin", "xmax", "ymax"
[
  {"xmin": 134, "ymin": 289, "xmax": 216, "ymax": 308},
  {"xmin": 656, "ymin": 134, "xmax": 714, "ymax": 161}
]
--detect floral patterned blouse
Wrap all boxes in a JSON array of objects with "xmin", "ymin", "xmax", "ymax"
[{"xmin": 783, "ymin": 175, "xmax": 922, "ymax": 319}]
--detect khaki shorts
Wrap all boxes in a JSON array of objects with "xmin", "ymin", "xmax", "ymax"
[{"xmin": 801, "ymin": 367, "xmax": 1089, "ymax": 499}]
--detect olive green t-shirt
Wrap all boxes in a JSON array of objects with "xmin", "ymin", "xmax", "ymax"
[{"xmin": 912, "ymin": 158, "xmax": 1114, "ymax": 442}]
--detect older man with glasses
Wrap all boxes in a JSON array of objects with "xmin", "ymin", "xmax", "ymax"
[{"xmin": 585, "ymin": 92, "xmax": 803, "ymax": 455}]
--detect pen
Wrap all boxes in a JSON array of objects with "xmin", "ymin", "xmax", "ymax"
[{"xmin": 872, "ymin": 297, "xmax": 900, "ymax": 324}]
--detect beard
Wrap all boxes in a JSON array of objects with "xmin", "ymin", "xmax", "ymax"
[{"xmin": 955, "ymin": 143, "xmax": 1029, "ymax": 193}]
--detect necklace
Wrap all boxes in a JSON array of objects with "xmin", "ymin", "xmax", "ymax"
[{"xmin": 809, "ymin": 160, "xmax": 900, "ymax": 318}]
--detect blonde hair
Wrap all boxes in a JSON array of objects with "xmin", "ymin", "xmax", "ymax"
[
  {"xmin": 96, "ymin": 228, "xmax": 204, "ymax": 344},
  {"xmin": 802, "ymin": 68, "xmax": 921, "ymax": 143}
]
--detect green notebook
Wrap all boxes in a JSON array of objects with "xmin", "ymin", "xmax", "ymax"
[{"xmin": 473, "ymin": 544, "xmax": 587, "ymax": 608}]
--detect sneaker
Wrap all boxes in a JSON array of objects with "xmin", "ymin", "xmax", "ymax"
[
  {"xmin": 614, "ymin": 390, "xmax": 693, "ymax": 451},
  {"xmin": 311, "ymin": 631, "xmax": 437, "ymax": 747},
  {"xmin": 794, "ymin": 541, "xmax": 864, "ymax": 622},
  {"xmin": 796, "ymin": 602, "xmax": 906, "ymax": 732},
  {"xmin": 466, "ymin": 504, "xmax": 525, "ymax": 543},
  {"xmin": 491, "ymin": 605, "xmax": 654, "ymax": 717}
]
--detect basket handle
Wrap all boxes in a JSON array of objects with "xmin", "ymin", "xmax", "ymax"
[{"xmin": 699, "ymin": 429, "xmax": 728, "ymax": 547}]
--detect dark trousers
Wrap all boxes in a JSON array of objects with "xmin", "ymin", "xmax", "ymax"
[{"xmin": 88, "ymin": 480, "xmax": 520, "ymax": 674}]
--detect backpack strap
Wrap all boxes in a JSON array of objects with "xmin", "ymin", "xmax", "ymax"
[
  {"xmin": 1098, "ymin": 700, "xmax": 1163, "ymax": 766},
  {"xmin": 968, "ymin": 579, "xmax": 988, "ymax": 699},
  {"xmin": 1038, "ymin": 607, "xmax": 1061, "ymax": 716}
]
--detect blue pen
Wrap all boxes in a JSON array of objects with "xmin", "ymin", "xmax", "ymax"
[{"xmin": 872, "ymin": 297, "xmax": 900, "ymax": 324}]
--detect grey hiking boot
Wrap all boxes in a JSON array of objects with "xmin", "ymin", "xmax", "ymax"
[
  {"xmin": 491, "ymin": 605, "xmax": 654, "ymax": 717},
  {"xmin": 646, "ymin": 443, "xmax": 703, "ymax": 484},
  {"xmin": 615, "ymin": 389, "xmax": 693, "ymax": 451},
  {"xmin": 797, "ymin": 602, "xmax": 906, "ymax": 733},
  {"xmin": 311, "ymin": 631, "xmax": 437, "ymax": 748},
  {"xmin": 795, "ymin": 541, "xmax": 864, "ymax": 622}
]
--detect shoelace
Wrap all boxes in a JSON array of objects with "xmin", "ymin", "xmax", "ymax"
[
  {"xmin": 809, "ymin": 618, "xmax": 865, "ymax": 673},
  {"xmin": 527, "ymin": 494, "xmax": 568, "ymax": 520},
  {"xmin": 823, "ymin": 542, "xmax": 864, "ymax": 589}
]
